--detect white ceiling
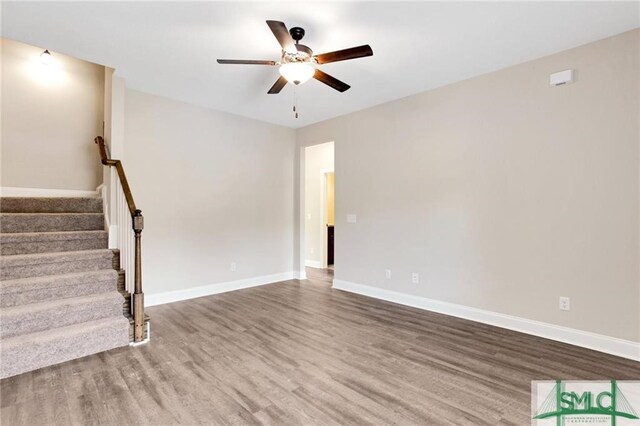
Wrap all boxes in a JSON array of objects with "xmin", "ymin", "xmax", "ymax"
[{"xmin": 2, "ymin": 2, "xmax": 639, "ymax": 128}]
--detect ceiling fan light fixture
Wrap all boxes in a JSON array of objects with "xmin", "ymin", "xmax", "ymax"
[
  {"xmin": 217, "ymin": 21, "xmax": 372, "ymax": 94},
  {"xmin": 279, "ymin": 62, "xmax": 314, "ymax": 85}
]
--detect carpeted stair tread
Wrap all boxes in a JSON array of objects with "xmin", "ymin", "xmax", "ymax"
[
  {"xmin": 0, "ymin": 316, "xmax": 130, "ymax": 379},
  {"xmin": 0, "ymin": 230, "xmax": 108, "ymax": 255},
  {"xmin": 1, "ymin": 291, "xmax": 125, "ymax": 339},
  {"xmin": 0, "ymin": 213, "xmax": 104, "ymax": 233},
  {"xmin": 0, "ymin": 269, "xmax": 118, "ymax": 307},
  {"xmin": 0, "ymin": 249, "xmax": 114, "ymax": 280},
  {"xmin": 0, "ymin": 197, "xmax": 102, "ymax": 213},
  {"xmin": 0, "ymin": 196, "xmax": 132, "ymax": 379}
]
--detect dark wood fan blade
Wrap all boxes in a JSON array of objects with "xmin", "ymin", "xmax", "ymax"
[
  {"xmin": 266, "ymin": 20, "xmax": 297, "ymax": 53},
  {"xmin": 217, "ymin": 59, "xmax": 277, "ymax": 65},
  {"xmin": 268, "ymin": 76, "xmax": 288, "ymax": 94},
  {"xmin": 313, "ymin": 69, "xmax": 350, "ymax": 92},
  {"xmin": 314, "ymin": 45, "xmax": 373, "ymax": 64}
]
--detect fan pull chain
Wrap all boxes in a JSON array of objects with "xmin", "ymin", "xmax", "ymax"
[{"xmin": 293, "ymin": 85, "xmax": 299, "ymax": 119}]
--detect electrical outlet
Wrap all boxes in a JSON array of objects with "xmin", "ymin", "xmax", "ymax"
[
  {"xmin": 559, "ymin": 296, "xmax": 570, "ymax": 311},
  {"xmin": 230, "ymin": 262, "xmax": 237, "ymax": 272},
  {"xmin": 412, "ymin": 273, "xmax": 419, "ymax": 284},
  {"xmin": 385, "ymin": 269, "xmax": 391, "ymax": 279},
  {"xmin": 310, "ymin": 247, "xmax": 315, "ymax": 254}
]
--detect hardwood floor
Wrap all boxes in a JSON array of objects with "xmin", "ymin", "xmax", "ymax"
[{"xmin": 1, "ymin": 268, "xmax": 638, "ymax": 425}]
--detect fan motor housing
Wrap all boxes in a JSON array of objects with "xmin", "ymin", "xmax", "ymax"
[
  {"xmin": 283, "ymin": 44, "xmax": 313, "ymax": 63},
  {"xmin": 294, "ymin": 44, "xmax": 312, "ymax": 58}
]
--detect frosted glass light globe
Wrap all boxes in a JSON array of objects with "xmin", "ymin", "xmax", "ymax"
[{"xmin": 279, "ymin": 62, "xmax": 314, "ymax": 85}]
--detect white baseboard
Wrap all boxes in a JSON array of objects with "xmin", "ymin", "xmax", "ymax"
[
  {"xmin": 0, "ymin": 187, "xmax": 98, "ymax": 197},
  {"xmin": 294, "ymin": 270, "xmax": 307, "ymax": 280},
  {"xmin": 305, "ymin": 260, "xmax": 323, "ymax": 268},
  {"xmin": 145, "ymin": 271, "xmax": 295, "ymax": 307},
  {"xmin": 332, "ymin": 279, "xmax": 640, "ymax": 362}
]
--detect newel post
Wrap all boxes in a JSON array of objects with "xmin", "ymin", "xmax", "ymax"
[{"xmin": 132, "ymin": 209, "xmax": 145, "ymax": 342}]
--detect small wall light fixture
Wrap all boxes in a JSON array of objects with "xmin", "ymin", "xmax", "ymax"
[{"xmin": 40, "ymin": 49, "xmax": 53, "ymax": 65}]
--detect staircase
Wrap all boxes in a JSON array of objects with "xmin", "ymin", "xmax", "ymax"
[{"xmin": 0, "ymin": 197, "xmax": 130, "ymax": 379}]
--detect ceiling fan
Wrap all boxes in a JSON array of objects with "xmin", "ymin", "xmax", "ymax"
[{"xmin": 217, "ymin": 20, "xmax": 373, "ymax": 94}]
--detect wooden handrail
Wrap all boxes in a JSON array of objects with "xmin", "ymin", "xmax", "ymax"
[
  {"xmin": 95, "ymin": 136, "xmax": 138, "ymax": 215},
  {"xmin": 95, "ymin": 136, "xmax": 145, "ymax": 343}
]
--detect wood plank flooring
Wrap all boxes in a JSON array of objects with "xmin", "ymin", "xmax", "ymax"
[{"xmin": 1, "ymin": 267, "xmax": 638, "ymax": 425}]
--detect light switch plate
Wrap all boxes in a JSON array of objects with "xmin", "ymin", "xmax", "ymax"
[{"xmin": 347, "ymin": 214, "xmax": 357, "ymax": 223}]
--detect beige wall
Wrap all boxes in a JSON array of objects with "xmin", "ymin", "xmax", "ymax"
[
  {"xmin": 304, "ymin": 142, "xmax": 334, "ymax": 267},
  {"xmin": 297, "ymin": 29, "xmax": 640, "ymax": 342},
  {"xmin": 0, "ymin": 38, "xmax": 104, "ymax": 191},
  {"xmin": 124, "ymin": 89, "xmax": 296, "ymax": 296}
]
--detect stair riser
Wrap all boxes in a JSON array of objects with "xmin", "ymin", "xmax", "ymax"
[
  {"xmin": 112, "ymin": 249, "xmax": 121, "ymax": 269},
  {"xmin": 1, "ymin": 236, "xmax": 108, "ymax": 255},
  {"xmin": 0, "ymin": 197, "xmax": 103, "ymax": 213},
  {"xmin": 117, "ymin": 270, "xmax": 126, "ymax": 292},
  {"xmin": 1, "ymin": 214, "xmax": 104, "ymax": 233},
  {"xmin": 1, "ymin": 279, "xmax": 116, "ymax": 308},
  {"xmin": 1, "ymin": 295, "xmax": 125, "ymax": 339},
  {"xmin": 0, "ymin": 317, "xmax": 130, "ymax": 379},
  {"xmin": 1, "ymin": 257, "xmax": 113, "ymax": 280},
  {"xmin": 117, "ymin": 271, "xmax": 131, "ymax": 315}
]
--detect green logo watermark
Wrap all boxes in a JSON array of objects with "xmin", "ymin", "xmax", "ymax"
[{"xmin": 532, "ymin": 381, "xmax": 640, "ymax": 425}]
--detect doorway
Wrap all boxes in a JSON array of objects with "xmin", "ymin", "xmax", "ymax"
[{"xmin": 303, "ymin": 142, "xmax": 334, "ymax": 271}]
